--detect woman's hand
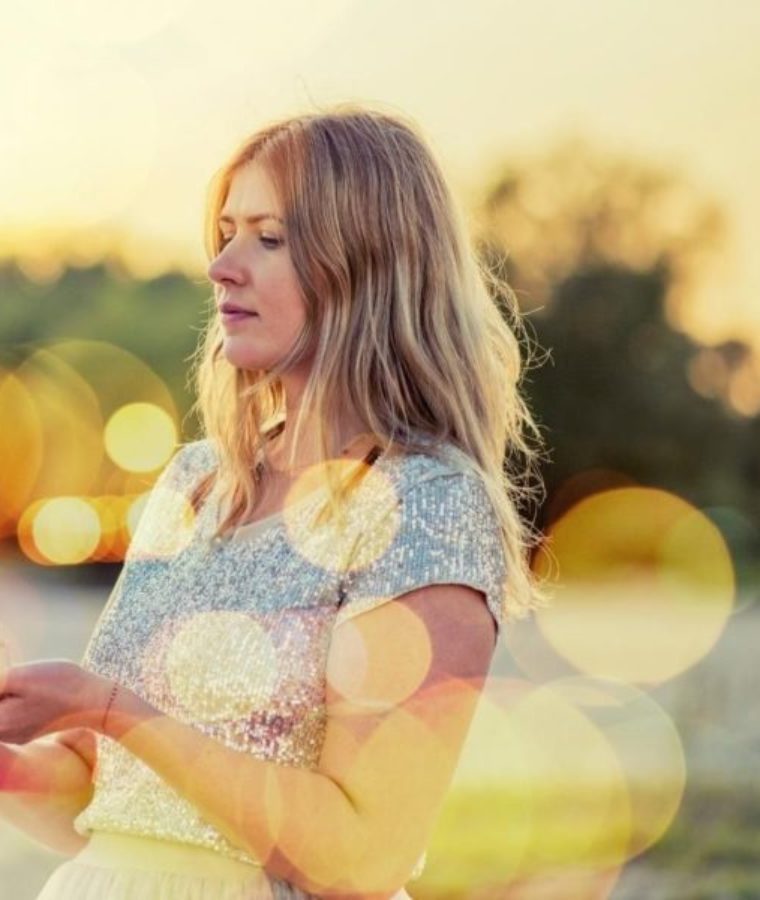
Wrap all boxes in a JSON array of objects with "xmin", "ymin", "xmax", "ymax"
[{"xmin": 0, "ymin": 659, "xmax": 112, "ymax": 745}]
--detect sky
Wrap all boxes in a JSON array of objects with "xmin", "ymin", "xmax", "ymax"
[{"xmin": 1, "ymin": 0, "xmax": 758, "ymax": 354}]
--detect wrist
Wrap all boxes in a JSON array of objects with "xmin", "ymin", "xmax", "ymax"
[
  {"xmin": 77, "ymin": 674, "xmax": 115, "ymax": 735},
  {"xmin": 90, "ymin": 677, "xmax": 160, "ymax": 740},
  {"xmin": 101, "ymin": 680, "xmax": 120, "ymax": 736}
]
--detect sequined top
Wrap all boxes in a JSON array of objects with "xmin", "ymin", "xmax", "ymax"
[{"xmin": 73, "ymin": 435, "xmax": 508, "ymax": 894}]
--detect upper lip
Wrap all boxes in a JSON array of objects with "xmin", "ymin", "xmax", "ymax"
[{"xmin": 220, "ymin": 301, "xmax": 257, "ymax": 315}]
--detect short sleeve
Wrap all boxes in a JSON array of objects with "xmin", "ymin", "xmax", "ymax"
[{"xmin": 335, "ymin": 469, "xmax": 508, "ymax": 637}]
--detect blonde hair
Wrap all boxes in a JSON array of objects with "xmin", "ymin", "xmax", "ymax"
[{"xmin": 189, "ymin": 103, "xmax": 551, "ymax": 622}]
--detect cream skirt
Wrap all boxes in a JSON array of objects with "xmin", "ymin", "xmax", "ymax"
[
  {"xmin": 34, "ymin": 831, "xmax": 304, "ymax": 899},
  {"xmin": 34, "ymin": 831, "xmax": 413, "ymax": 899}
]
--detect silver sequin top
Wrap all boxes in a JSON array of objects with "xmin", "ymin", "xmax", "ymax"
[{"xmin": 73, "ymin": 435, "xmax": 508, "ymax": 894}]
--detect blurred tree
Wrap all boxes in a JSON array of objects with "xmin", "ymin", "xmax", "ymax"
[
  {"xmin": 0, "ymin": 258, "xmax": 210, "ymax": 434},
  {"xmin": 475, "ymin": 134, "xmax": 726, "ymax": 323},
  {"xmin": 474, "ymin": 135, "xmax": 759, "ymax": 580}
]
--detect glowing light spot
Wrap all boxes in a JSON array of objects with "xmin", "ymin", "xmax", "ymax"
[
  {"xmin": 0, "ymin": 370, "xmax": 42, "ymax": 539},
  {"xmin": 549, "ymin": 677, "xmax": 686, "ymax": 861},
  {"xmin": 424, "ymin": 677, "xmax": 631, "ymax": 892},
  {"xmin": 15, "ymin": 348, "xmax": 104, "ymax": 505},
  {"xmin": 165, "ymin": 612, "xmax": 278, "ymax": 721},
  {"xmin": 127, "ymin": 486, "xmax": 195, "ymax": 560},
  {"xmin": 534, "ymin": 487, "xmax": 735, "ymax": 684},
  {"xmin": 283, "ymin": 457, "xmax": 400, "ymax": 574},
  {"xmin": 24, "ymin": 340, "xmax": 177, "ymax": 498},
  {"xmin": 327, "ymin": 602, "xmax": 432, "ymax": 711},
  {"xmin": 126, "ymin": 493, "xmax": 150, "ymax": 540},
  {"xmin": 88, "ymin": 495, "xmax": 128, "ymax": 563},
  {"xmin": 30, "ymin": 497, "xmax": 101, "ymax": 565},
  {"xmin": 104, "ymin": 402, "xmax": 177, "ymax": 473},
  {"xmin": 505, "ymin": 683, "xmax": 626, "ymax": 866},
  {"xmin": 322, "ymin": 708, "xmax": 444, "ymax": 891}
]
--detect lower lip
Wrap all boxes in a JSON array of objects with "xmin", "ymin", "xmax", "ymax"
[{"xmin": 221, "ymin": 311, "xmax": 258, "ymax": 324}]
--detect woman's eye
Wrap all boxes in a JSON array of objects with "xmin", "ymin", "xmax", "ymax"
[{"xmin": 218, "ymin": 234, "xmax": 281, "ymax": 251}]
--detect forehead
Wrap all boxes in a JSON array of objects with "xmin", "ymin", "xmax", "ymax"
[{"xmin": 218, "ymin": 163, "xmax": 283, "ymax": 224}]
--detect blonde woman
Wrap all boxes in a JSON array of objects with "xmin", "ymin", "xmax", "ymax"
[{"xmin": 0, "ymin": 105, "xmax": 547, "ymax": 899}]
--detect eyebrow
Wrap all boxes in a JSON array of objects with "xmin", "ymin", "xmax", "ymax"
[{"xmin": 217, "ymin": 213, "xmax": 284, "ymax": 226}]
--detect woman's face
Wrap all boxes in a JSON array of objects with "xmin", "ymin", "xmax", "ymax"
[{"xmin": 208, "ymin": 162, "xmax": 309, "ymax": 372}]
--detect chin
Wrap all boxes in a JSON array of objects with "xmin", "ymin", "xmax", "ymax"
[{"xmin": 221, "ymin": 337, "xmax": 272, "ymax": 371}]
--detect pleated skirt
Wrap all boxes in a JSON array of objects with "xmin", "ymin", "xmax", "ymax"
[{"xmin": 33, "ymin": 831, "xmax": 414, "ymax": 899}]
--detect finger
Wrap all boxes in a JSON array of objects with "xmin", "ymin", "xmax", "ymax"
[
  {"xmin": 0, "ymin": 700, "xmax": 29, "ymax": 744},
  {"xmin": 3, "ymin": 663, "xmax": 34, "ymax": 694},
  {"xmin": 0, "ymin": 664, "xmax": 20, "ymax": 694}
]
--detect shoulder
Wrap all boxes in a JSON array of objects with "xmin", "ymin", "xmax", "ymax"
[
  {"xmin": 173, "ymin": 437, "xmax": 218, "ymax": 472},
  {"xmin": 134, "ymin": 439, "xmax": 217, "ymax": 523},
  {"xmin": 342, "ymin": 437, "xmax": 508, "ymax": 635},
  {"xmin": 376, "ymin": 435, "xmax": 491, "ymax": 512},
  {"xmin": 360, "ymin": 438, "xmax": 501, "ymax": 563},
  {"xmin": 385, "ymin": 446, "xmax": 502, "ymax": 555},
  {"xmin": 124, "ymin": 439, "xmax": 217, "ymax": 562},
  {"xmin": 377, "ymin": 429, "xmax": 474, "ymax": 480},
  {"xmin": 159, "ymin": 438, "xmax": 218, "ymax": 489}
]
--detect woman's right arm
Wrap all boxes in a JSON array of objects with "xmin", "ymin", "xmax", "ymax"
[{"xmin": 0, "ymin": 728, "xmax": 96, "ymax": 856}]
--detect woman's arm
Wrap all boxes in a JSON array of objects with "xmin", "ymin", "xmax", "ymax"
[
  {"xmin": 99, "ymin": 583, "xmax": 496, "ymax": 897},
  {"xmin": 0, "ymin": 728, "xmax": 96, "ymax": 856}
]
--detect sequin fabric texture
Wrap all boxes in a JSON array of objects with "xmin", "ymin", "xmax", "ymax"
[{"xmin": 72, "ymin": 435, "xmax": 508, "ymax": 891}]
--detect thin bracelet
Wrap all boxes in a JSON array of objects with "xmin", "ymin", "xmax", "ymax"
[{"xmin": 101, "ymin": 680, "xmax": 120, "ymax": 734}]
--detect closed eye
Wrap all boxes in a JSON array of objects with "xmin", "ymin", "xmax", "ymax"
[{"xmin": 218, "ymin": 233, "xmax": 282, "ymax": 250}]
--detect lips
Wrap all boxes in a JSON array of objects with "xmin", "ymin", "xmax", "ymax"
[{"xmin": 220, "ymin": 301, "xmax": 257, "ymax": 316}]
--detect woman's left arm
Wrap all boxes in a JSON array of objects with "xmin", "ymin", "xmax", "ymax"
[{"xmin": 0, "ymin": 583, "xmax": 495, "ymax": 897}]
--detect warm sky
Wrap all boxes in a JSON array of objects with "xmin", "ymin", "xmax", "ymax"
[{"xmin": 1, "ymin": 0, "xmax": 758, "ymax": 354}]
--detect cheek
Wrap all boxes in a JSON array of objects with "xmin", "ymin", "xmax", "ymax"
[{"xmin": 263, "ymin": 272, "xmax": 307, "ymax": 325}]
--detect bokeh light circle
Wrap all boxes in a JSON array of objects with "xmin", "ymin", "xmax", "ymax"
[
  {"xmin": 282, "ymin": 457, "xmax": 401, "ymax": 574},
  {"xmin": 326, "ymin": 602, "xmax": 432, "ymax": 711},
  {"xmin": 165, "ymin": 612, "xmax": 278, "ymax": 721},
  {"xmin": 534, "ymin": 487, "xmax": 735, "ymax": 684},
  {"xmin": 0, "ymin": 370, "xmax": 43, "ymax": 539},
  {"xmin": 425, "ymin": 670, "xmax": 684, "ymax": 892},
  {"xmin": 104, "ymin": 402, "xmax": 177, "ymax": 473},
  {"xmin": 31, "ymin": 497, "xmax": 101, "ymax": 565},
  {"xmin": 127, "ymin": 486, "xmax": 195, "ymax": 560}
]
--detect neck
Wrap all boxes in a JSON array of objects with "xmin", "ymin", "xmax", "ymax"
[
  {"xmin": 269, "ymin": 374, "xmax": 378, "ymax": 471},
  {"xmin": 264, "ymin": 414, "xmax": 374, "ymax": 474}
]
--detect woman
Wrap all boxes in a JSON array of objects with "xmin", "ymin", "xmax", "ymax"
[{"xmin": 0, "ymin": 105, "xmax": 547, "ymax": 898}]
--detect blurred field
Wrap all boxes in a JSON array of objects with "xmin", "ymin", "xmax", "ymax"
[{"xmin": 1, "ymin": 560, "xmax": 756, "ymax": 899}]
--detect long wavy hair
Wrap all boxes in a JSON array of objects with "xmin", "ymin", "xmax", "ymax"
[{"xmin": 188, "ymin": 104, "xmax": 551, "ymax": 622}]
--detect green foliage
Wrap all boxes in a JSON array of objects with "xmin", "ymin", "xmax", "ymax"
[
  {"xmin": 476, "ymin": 139, "xmax": 760, "ymax": 591},
  {"xmin": 0, "ymin": 260, "xmax": 210, "ymax": 437}
]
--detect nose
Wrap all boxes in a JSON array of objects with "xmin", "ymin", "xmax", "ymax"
[{"xmin": 207, "ymin": 247, "xmax": 246, "ymax": 287}]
